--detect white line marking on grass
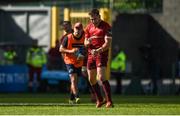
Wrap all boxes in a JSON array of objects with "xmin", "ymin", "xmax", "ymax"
[{"xmin": 0, "ymin": 103, "xmax": 94, "ymax": 106}]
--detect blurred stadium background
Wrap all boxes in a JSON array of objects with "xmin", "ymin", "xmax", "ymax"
[{"xmin": 0, "ymin": 0, "xmax": 180, "ymax": 96}]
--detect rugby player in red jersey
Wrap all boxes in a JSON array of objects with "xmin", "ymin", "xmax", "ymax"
[{"xmin": 84, "ymin": 8, "xmax": 114, "ymax": 108}]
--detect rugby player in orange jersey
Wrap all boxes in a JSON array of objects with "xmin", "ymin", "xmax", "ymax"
[
  {"xmin": 84, "ymin": 8, "xmax": 114, "ymax": 108},
  {"xmin": 60, "ymin": 22, "xmax": 85, "ymax": 104},
  {"xmin": 59, "ymin": 21, "xmax": 73, "ymax": 45}
]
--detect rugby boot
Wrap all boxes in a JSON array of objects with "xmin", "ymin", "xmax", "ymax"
[
  {"xmin": 75, "ymin": 97, "xmax": 80, "ymax": 104},
  {"xmin": 69, "ymin": 99, "xmax": 74, "ymax": 104}
]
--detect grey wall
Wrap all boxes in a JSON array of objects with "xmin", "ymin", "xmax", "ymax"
[{"xmin": 153, "ymin": 0, "xmax": 180, "ymax": 43}]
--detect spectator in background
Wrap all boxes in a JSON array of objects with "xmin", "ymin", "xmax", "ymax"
[
  {"xmin": 84, "ymin": 8, "xmax": 113, "ymax": 108},
  {"xmin": 111, "ymin": 46, "xmax": 126, "ymax": 94},
  {"xmin": 3, "ymin": 45, "xmax": 17, "ymax": 65},
  {"xmin": 59, "ymin": 21, "xmax": 74, "ymax": 70},
  {"xmin": 59, "ymin": 21, "xmax": 73, "ymax": 45},
  {"xmin": 0, "ymin": 46, "xmax": 6, "ymax": 65},
  {"xmin": 176, "ymin": 48, "xmax": 180, "ymax": 95},
  {"xmin": 47, "ymin": 21, "xmax": 73, "ymax": 71},
  {"xmin": 47, "ymin": 40, "xmax": 62, "ymax": 70},
  {"xmin": 139, "ymin": 43, "xmax": 159, "ymax": 95},
  {"xmin": 26, "ymin": 44, "xmax": 47, "ymax": 92}
]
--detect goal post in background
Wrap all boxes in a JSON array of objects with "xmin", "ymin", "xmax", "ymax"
[{"xmin": 51, "ymin": 6, "xmax": 59, "ymax": 48}]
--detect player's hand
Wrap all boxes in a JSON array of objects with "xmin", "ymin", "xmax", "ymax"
[
  {"xmin": 91, "ymin": 49, "xmax": 99, "ymax": 56},
  {"xmin": 70, "ymin": 48, "xmax": 78, "ymax": 53},
  {"xmin": 87, "ymin": 38, "xmax": 92, "ymax": 43},
  {"xmin": 85, "ymin": 38, "xmax": 92, "ymax": 47}
]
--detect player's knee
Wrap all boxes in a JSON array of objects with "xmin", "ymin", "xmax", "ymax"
[
  {"xmin": 97, "ymin": 74, "xmax": 106, "ymax": 82},
  {"xmin": 70, "ymin": 76, "xmax": 77, "ymax": 84},
  {"xmin": 89, "ymin": 78, "xmax": 97, "ymax": 85},
  {"xmin": 99, "ymin": 77, "xmax": 106, "ymax": 82}
]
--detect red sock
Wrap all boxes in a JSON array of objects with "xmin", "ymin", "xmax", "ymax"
[
  {"xmin": 92, "ymin": 83, "xmax": 103, "ymax": 102},
  {"xmin": 102, "ymin": 80, "xmax": 112, "ymax": 102}
]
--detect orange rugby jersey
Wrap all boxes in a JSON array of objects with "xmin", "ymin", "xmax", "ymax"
[{"xmin": 64, "ymin": 33, "xmax": 85, "ymax": 67}]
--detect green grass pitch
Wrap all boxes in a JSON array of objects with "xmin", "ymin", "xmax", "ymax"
[{"xmin": 0, "ymin": 93, "xmax": 180, "ymax": 115}]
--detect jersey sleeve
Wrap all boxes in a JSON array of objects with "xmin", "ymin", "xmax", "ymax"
[
  {"xmin": 61, "ymin": 36, "xmax": 68, "ymax": 48},
  {"xmin": 84, "ymin": 25, "xmax": 90, "ymax": 39},
  {"xmin": 105, "ymin": 24, "xmax": 112, "ymax": 37}
]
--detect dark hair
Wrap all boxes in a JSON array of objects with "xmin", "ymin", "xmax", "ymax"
[
  {"xmin": 60, "ymin": 21, "xmax": 71, "ymax": 26},
  {"xmin": 88, "ymin": 8, "xmax": 100, "ymax": 16}
]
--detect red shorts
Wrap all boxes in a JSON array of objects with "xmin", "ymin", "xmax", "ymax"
[{"xmin": 87, "ymin": 54, "xmax": 108, "ymax": 70}]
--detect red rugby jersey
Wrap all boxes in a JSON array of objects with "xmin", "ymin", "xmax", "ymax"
[{"xmin": 85, "ymin": 21, "xmax": 112, "ymax": 51}]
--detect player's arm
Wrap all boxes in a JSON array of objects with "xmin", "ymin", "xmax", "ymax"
[
  {"xmin": 59, "ymin": 37, "xmax": 77, "ymax": 54},
  {"xmin": 96, "ymin": 28, "xmax": 112, "ymax": 53},
  {"xmin": 84, "ymin": 37, "xmax": 91, "ymax": 47},
  {"xmin": 84, "ymin": 26, "xmax": 91, "ymax": 47}
]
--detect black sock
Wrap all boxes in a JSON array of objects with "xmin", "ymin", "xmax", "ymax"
[
  {"xmin": 70, "ymin": 92, "xmax": 75, "ymax": 100},
  {"xmin": 74, "ymin": 93, "xmax": 79, "ymax": 98}
]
